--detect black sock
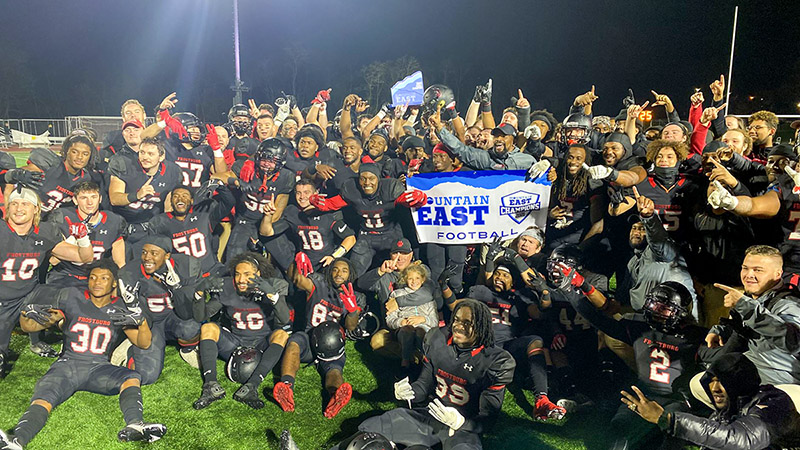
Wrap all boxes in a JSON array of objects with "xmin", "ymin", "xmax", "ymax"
[
  {"xmin": 28, "ymin": 331, "xmax": 43, "ymax": 346},
  {"xmin": 527, "ymin": 348, "xmax": 549, "ymax": 396},
  {"xmin": 245, "ymin": 343, "xmax": 285, "ymax": 388},
  {"xmin": 119, "ymin": 386, "xmax": 144, "ymax": 425},
  {"xmin": 14, "ymin": 404, "xmax": 49, "ymax": 445},
  {"xmin": 279, "ymin": 375, "xmax": 295, "ymax": 388},
  {"xmin": 199, "ymin": 339, "xmax": 219, "ymax": 383}
]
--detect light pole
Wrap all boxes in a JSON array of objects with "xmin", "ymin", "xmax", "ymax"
[{"xmin": 230, "ymin": 0, "xmax": 249, "ymax": 106}]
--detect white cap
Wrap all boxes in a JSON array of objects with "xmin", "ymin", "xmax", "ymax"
[{"xmin": 7, "ymin": 187, "xmax": 40, "ymax": 206}]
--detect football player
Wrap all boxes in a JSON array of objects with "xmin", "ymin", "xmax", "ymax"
[
  {"xmin": 352, "ymin": 300, "xmax": 515, "ymax": 450},
  {"xmin": 0, "ymin": 188, "xmax": 93, "ymax": 370},
  {"xmin": 158, "ymin": 111, "xmax": 227, "ymax": 190},
  {"xmin": 258, "ymin": 178, "xmax": 356, "ymax": 273},
  {"xmin": 0, "ymin": 261, "xmax": 165, "ymax": 447},
  {"xmin": 284, "ymin": 125, "xmax": 339, "ymax": 180},
  {"xmin": 227, "ymin": 103, "xmax": 260, "ymax": 162},
  {"xmin": 114, "ymin": 235, "xmax": 203, "ymax": 385},
  {"xmin": 190, "ymin": 253, "xmax": 291, "ymax": 410},
  {"xmin": 47, "ymin": 181, "xmax": 127, "ymax": 287},
  {"xmin": 227, "ymin": 138, "xmax": 295, "ymax": 268},
  {"xmin": 308, "ymin": 159, "xmax": 428, "ymax": 276},
  {"xmin": 272, "ymin": 258, "xmax": 365, "ymax": 418}
]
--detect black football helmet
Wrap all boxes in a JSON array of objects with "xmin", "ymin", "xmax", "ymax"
[
  {"xmin": 228, "ymin": 103, "xmax": 252, "ymax": 135},
  {"xmin": 546, "ymin": 244, "xmax": 583, "ymax": 285},
  {"xmin": 561, "ymin": 112, "xmax": 592, "ymax": 146},
  {"xmin": 310, "ymin": 320, "xmax": 345, "ymax": 362},
  {"xmin": 345, "ymin": 311, "xmax": 380, "ymax": 341},
  {"xmin": 173, "ymin": 112, "xmax": 206, "ymax": 146},
  {"xmin": 642, "ymin": 281, "xmax": 693, "ymax": 333},
  {"xmin": 341, "ymin": 432, "xmax": 395, "ymax": 450},
  {"xmin": 228, "ymin": 103, "xmax": 250, "ymax": 122},
  {"xmin": 421, "ymin": 84, "xmax": 454, "ymax": 120},
  {"xmin": 226, "ymin": 347, "xmax": 262, "ymax": 383},
  {"xmin": 254, "ymin": 138, "xmax": 290, "ymax": 176}
]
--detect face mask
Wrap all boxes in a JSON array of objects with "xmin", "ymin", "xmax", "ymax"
[
  {"xmin": 233, "ymin": 121, "xmax": 251, "ymax": 136},
  {"xmin": 653, "ymin": 166, "xmax": 680, "ymax": 186}
]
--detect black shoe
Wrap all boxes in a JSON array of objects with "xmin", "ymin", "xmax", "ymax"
[
  {"xmin": 0, "ymin": 352, "xmax": 6, "ymax": 379},
  {"xmin": 234, "ymin": 383, "xmax": 264, "ymax": 409},
  {"xmin": 117, "ymin": 422, "xmax": 166, "ymax": 443},
  {"xmin": 193, "ymin": 381, "xmax": 225, "ymax": 410},
  {"xmin": 29, "ymin": 342, "xmax": 59, "ymax": 358},
  {"xmin": 279, "ymin": 429, "xmax": 300, "ymax": 450}
]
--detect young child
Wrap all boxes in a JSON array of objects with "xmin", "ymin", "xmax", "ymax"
[{"xmin": 385, "ymin": 264, "xmax": 439, "ymax": 374}]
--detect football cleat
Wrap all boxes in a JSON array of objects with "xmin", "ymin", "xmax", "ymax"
[
  {"xmin": 557, "ymin": 392, "xmax": 594, "ymax": 414},
  {"xmin": 110, "ymin": 339, "xmax": 133, "ymax": 367},
  {"xmin": 29, "ymin": 342, "xmax": 59, "ymax": 358},
  {"xmin": 534, "ymin": 394, "xmax": 567, "ymax": 421},
  {"xmin": 117, "ymin": 422, "xmax": 167, "ymax": 443},
  {"xmin": 273, "ymin": 382, "xmax": 295, "ymax": 412},
  {"xmin": 179, "ymin": 346, "xmax": 200, "ymax": 369},
  {"xmin": 324, "ymin": 382, "xmax": 352, "ymax": 419},
  {"xmin": 279, "ymin": 429, "xmax": 300, "ymax": 450},
  {"xmin": 193, "ymin": 381, "xmax": 226, "ymax": 410},
  {"xmin": 233, "ymin": 383, "xmax": 264, "ymax": 409},
  {"xmin": 0, "ymin": 352, "xmax": 6, "ymax": 379},
  {"xmin": 0, "ymin": 430, "xmax": 22, "ymax": 450}
]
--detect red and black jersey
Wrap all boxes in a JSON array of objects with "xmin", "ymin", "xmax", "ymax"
[
  {"xmin": 35, "ymin": 162, "xmax": 93, "ymax": 215},
  {"xmin": 0, "ymin": 221, "xmax": 61, "ymax": 301},
  {"xmin": 284, "ymin": 146, "xmax": 340, "ymax": 180},
  {"xmin": 273, "ymin": 206, "xmax": 353, "ymax": 270},
  {"xmin": 229, "ymin": 135, "xmax": 259, "ymax": 162},
  {"xmin": 232, "ymin": 168, "xmax": 296, "ymax": 222},
  {"xmin": 52, "ymin": 287, "xmax": 128, "ymax": 362},
  {"xmin": 467, "ymin": 285, "xmax": 535, "ymax": 345},
  {"xmin": 632, "ymin": 174, "xmax": 702, "ymax": 239},
  {"xmin": 631, "ymin": 323, "xmax": 706, "ymax": 396},
  {"xmin": 339, "ymin": 177, "xmax": 405, "ymax": 236},
  {"xmin": 411, "ymin": 328, "xmax": 515, "ymax": 434},
  {"xmin": 111, "ymin": 161, "xmax": 182, "ymax": 224},
  {"xmin": 767, "ymin": 177, "xmax": 800, "ymax": 271},
  {"xmin": 163, "ymin": 138, "xmax": 216, "ymax": 189},
  {"xmin": 546, "ymin": 178, "xmax": 603, "ymax": 243},
  {"xmin": 304, "ymin": 272, "xmax": 365, "ymax": 332},
  {"xmin": 50, "ymin": 209, "xmax": 127, "ymax": 280},
  {"xmin": 215, "ymin": 277, "xmax": 289, "ymax": 345}
]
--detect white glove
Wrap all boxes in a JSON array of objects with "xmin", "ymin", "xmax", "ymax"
[
  {"xmin": 553, "ymin": 217, "xmax": 572, "ymax": 229},
  {"xmin": 118, "ymin": 279, "xmax": 140, "ymax": 306},
  {"xmin": 526, "ymin": 159, "xmax": 551, "ymax": 182},
  {"xmin": 583, "ymin": 163, "xmax": 616, "ymax": 180},
  {"xmin": 394, "ymin": 377, "xmax": 415, "ymax": 402},
  {"xmin": 266, "ymin": 293, "xmax": 280, "ymax": 305},
  {"xmin": 428, "ymin": 398, "xmax": 465, "ymax": 435},
  {"xmin": 274, "ymin": 104, "xmax": 290, "ymax": 124},
  {"xmin": 708, "ymin": 180, "xmax": 739, "ymax": 211},
  {"xmin": 164, "ymin": 259, "xmax": 181, "ymax": 288},
  {"xmin": 785, "ymin": 165, "xmax": 800, "ymax": 188},
  {"xmin": 524, "ymin": 124, "xmax": 542, "ymax": 140}
]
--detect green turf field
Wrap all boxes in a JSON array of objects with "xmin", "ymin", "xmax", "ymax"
[{"xmin": 0, "ymin": 332, "xmax": 617, "ymax": 450}]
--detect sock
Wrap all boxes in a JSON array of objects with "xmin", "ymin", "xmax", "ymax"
[
  {"xmin": 119, "ymin": 386, "xmax": 144, "ymax": 425},
  {"xmin": 28, "ymin": 331, "xmax": 43, "ymax": 346},
  {"xmin": 245, "ymin": 343, "xmax": 285, "ymax": 388},
  {"xmin": 199, "ymin": 339, "xmax": 219, "ymax": 383},
  {"xmin": 14, "ymin": 404, "xmax": 49, "ymax": 445},
  {"xmin": 279, "ymin": 375, "xmax": 295, "ymax": 388},
  {"xmin": 527, "ymin": 347, "xmax": 549, "ymax": 396}
]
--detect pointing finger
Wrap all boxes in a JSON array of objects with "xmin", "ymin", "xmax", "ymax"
[
  {"xmin": 582, "ymin": 163, "xmax": 591, "ymax": 171},
  {"xmin": 713, "ymin": 283, "xmax": 737, "ymax": 293},
  {"xmin": 590, "ymin": 85, "xmax": 595, "ymax": 95},
  {"xmin": 716, "ymin": 103, "xmax": 728, "ymax": 112},
  {"xmin": 640, "ymin": 101, "xmax": 650, "ymax": 110},
  {"xmin": 651, "ymin": 90, "xmax": 659, "ymax": 98},
  {"xmin": 720, "ymin": 74, "xmax": 725, "ymax": 85},
  {"xmin": 632, "ymin": 186, "xmax": 640, "ymax": 199},
  {"xmin": 518, "ymin": 89, "xmax": 524, "ymax": 99},
  {"xmin": 712, "ymin": 180, "xmax": 725, "ymax": 191}
]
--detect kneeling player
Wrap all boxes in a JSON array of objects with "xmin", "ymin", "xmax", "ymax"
[
  {"xmin": 0, "ymin": 261, "xmax": 165, "ymax": 448},
  {"xmin": 191, "ymin": 253, "xmax": 291, "ymax": 410},
  {"xmin": 345, "ymin": 300, "xmax": 515, "ymax": 450},
  {"xmin": 272, "ymin": 258, "xmax": 366, "ymax": 418}
]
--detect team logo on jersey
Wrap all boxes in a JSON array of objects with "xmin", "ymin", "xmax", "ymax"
[
  {"xmin": 190, "ymin": 216, "xmax": 198, "ymax": 222},
  {"xmin": 158, "ymin": 182, "xmax": 165, "ymax": 187},
  {"xmin": 463, "ymin": 363, "xmax": 473, "ymax": 372},
  {"xmin": 499, "ymin": 190, "xmax": 541, "ymax": 224},
  {"xmin": 34, "ymin": 240, "xmax": 44, "ymax": 246},
  {"xmin": 99, "ymin": 229, "xmax": 108, "ymax": 235}
]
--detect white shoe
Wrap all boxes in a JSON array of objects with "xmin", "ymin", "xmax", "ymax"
[
  {"xmin": 117, "ymin": 422, "xmax": 167, "ymax": 443},
  {"xmin": 0, "ymin": 430, "xmax": 23, "ymax": 450},
  {"xmin": 110, "ymin": 339, "xmax": 133, "ymax": 367},
  {"xmin": 179, "ymin": 346, "xmax": 200, "ymax": 369}
]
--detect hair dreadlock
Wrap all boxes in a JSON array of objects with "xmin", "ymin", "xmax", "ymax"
[
  {"xmin": 325, "ymin": 257, "xmax": 356, "ymax": 287},
  {"xmin": 451, "ymin": 299, "xmax": 495, "ymax": 348},
  {"xmin": 556, "ymin": 144, "xmax": 591, "ymax": 202},
  {"xmin": 227, "ymin": 252, "xmax": 276, "ymax": 279}
]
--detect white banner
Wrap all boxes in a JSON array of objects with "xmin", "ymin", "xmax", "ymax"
[{"xmin": 407, "ymin": 170, "xmax": 551, "ymax": 245}]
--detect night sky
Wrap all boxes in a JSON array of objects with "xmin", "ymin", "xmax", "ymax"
[{"xmin": 1, "ymin": 0, "xmax": 798, "ymax": 121}]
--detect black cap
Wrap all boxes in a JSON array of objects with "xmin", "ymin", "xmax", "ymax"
[
  {"xmin": 141, "ymin": 235, "xmax": 172, "ymax": 253},
  {"xmin": 369, "ymin": 128, "xmax": 390, "ymax": 143},
  {"xmin": 491, "ymin": 123, "xmax": 517, "ymax": 136},
  {"xmin": 702, "ymin": 140, "xmax": 728, "ymax": 155},
  {"xmin": 401, "ymin": 135, "xmax": 425, "ymax": 151},
  {"xmin": 768, "ymin": 144, "xmax": 799, "ymax": 161},
  {"xmin": 390, "ymin": 238, "xmax": 413, "ymax": 254}
]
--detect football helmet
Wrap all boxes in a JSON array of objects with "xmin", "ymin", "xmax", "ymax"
[
  {"xmin": 345, "ymin": 311, "xmax": 380, "ymax": 341},
  {"xmin": 226, "ymin": 347, "xmax": 262, "ymax": 383},
  {"xmin": 254, "ymin": 138, "xmax": 290, "ymax": 176},
  {"xmin": 342, "ymin": 432, "xmax": 395, "ymax": 450},
  {"xmin": 546, "ymin": 244, "xmax": 583, "ymax": 285},
  {"xmin": 561, "ymin": 113, "xmax": 592, "ymax": 146},
  {"xmin": 228, "ymin": 103, "xmax": 252, "ymax": 135},
  {"xmin": 310, "ymin": 320, "xmax": 345, "ymax": 362},
  {"xmin": 642, "ymin": 281, "xmax": 692, "ymax": 333},
  {"xmin": 421, "ymin": 84, "xmax": 454, "ymax": 120},
  {"xmin": 173, "ymin": 112, "xmax": 206, "ymax": 146}
]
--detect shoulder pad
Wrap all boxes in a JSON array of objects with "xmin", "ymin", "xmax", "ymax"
[
  {"xmin": 487, "ymin": 349, "xmax": 516, "ymax": 385},
  {"xmin": 29, "ymin": 148, "xmax": 60, "ymax": 172},
  {"xmin": 0, "ymin": 151, "xmax": 16, "ymax": 171}
]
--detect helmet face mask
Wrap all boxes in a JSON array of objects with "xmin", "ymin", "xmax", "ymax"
[
  {"xmin": 561, "ymin": 113, "xmax": 592, "ymax": 146},
  {"xmin": 254, "ymin": 138, "xmax": 289, "ymax": 177},
  {"xmin": 546, "ymin": 245, "xmax": 582, "ymax": 284},
  {"xmin": 642, "ymin": 282, "xmax": 691, "ymax": 333}
]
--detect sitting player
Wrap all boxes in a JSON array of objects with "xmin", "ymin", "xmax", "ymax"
[
  {"xmin": 190, "ymin": 253, "xmax": 291, "ymax": 410},
  {"xmin": 0, "ymin": 261, "xmax": 165, "ymax": 447},
  {"xmin": 272, "ymin": 258, "xmax": 366, "ymax": 418}
]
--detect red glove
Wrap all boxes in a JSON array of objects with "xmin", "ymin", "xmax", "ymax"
[
  {"xmin": 295, "ymin": 252, "xmax": 313, "ymax": 277},
  {"xmin": 395, "ymin": 190, "xmax": 428, "ymax": 208},
  {"xmin": 550, "ymin": 333, "xmax": 567, "ymax": 351},
  {"xmin": 311, "ymin": 89, "xmax": 332, "ymax": 105},
  {"xmin": 65, "ymin": 216, "xmax": 89, "ymax": 239},
  {"xmin": 309, "ymin": 194, "xmax": 347, "ymax": 212},
  {"xmin": 240, "ymin": 160, "xmax": 255, "ymax": 182},
  {"xmin": 158, "ymin": 109, "xmax": 188, "ymax": 141},
  {"xmin": 205, "ymin": 124, "xmax": 221, "ymax": 151},
  {"xmin": 339, "ymin": 283, "xmax": 360, "ymax": 313},
  {"xmin": 556, "ymin": 262, "xmax": 593, "ymax": 294},
  {"xmin": 223, "ymin": 149, "xmax": 235, "ymax": 168}
]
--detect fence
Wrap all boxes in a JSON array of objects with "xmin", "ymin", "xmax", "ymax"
[{"xmin": 1, "ymin": 116, "xmax": 155, "ymax": 148}]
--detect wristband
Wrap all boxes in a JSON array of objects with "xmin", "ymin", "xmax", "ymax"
[
  {"xmin": 580, "ymin": 281, "xmax": 595, "ymax": 296},
  {"xmin": 127, "ymin": 191, "xmax": 140, "ymax": 204},
  {"xmin": 213, "ymin": 149, "xmax": 224, "ymax": 159},
  {"xmin": 376, "ymin": 110, "xmax": 387, "ymax": 120},
  {"xmin": 76, "ymin": 235, "xmax": 91, "ymax": 248},
  {"xmin": 157, "ymin": 120, "xmax": 166, "ymax": 129},
  {"xmin": 332, "ymin": 246, "xmax": 347, "ymax": 258},
  {"xmin": 481, "ymin": 102, "xmax": 491, "ymax": 113}
]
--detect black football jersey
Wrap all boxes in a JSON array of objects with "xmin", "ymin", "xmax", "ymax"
[
  {"xmin": 632, "ymin": 175, "xmax": 701, "ymax": 238},
  {"xmin": 106, "ymin": 146, "xmax": 140, "ymax": 180},
  {"xmin": 36, "ymin": 163, "xmax": 93, "ymax": 215},
  {"xmin": 147, "ymin": 206, "xmax": 227, "ymax": 274},
  {"xmin": 0, "ymin": 221, "xmax": 61, "ymax": 301},
  {"xmin": 111, "ymin": 161, "xmax": 182, "ymax": 224},
  {"xmin": 217, "ymin": 277, "xmax": 288, "ymax": 344},
  {"xmin": 163, "ymin": 138, "xmax": 215, "ymax": 189},
  {"xmin": 232, "ymin": 167, "xmax": 296, "ymax": 221},
  {"xmin": 229, "ymin": 135, "xmax": 259, "ymax": 161},
  {"xmin": 467, "ymin": 285, "xmax": 534, "ymax": 345},
  {"xmin": 414, "ymin": 328, "xmax": 515, "ymax": 427},
  {"xmin": 273, "ymin": 206, "xmax": 353, "ymax": 269},
  {"xmin": 768, "ymin": 177, "xmax": 800, "ymax": 270},
  {"xmin": 304, "ymin": 272, "xmax": 365, "ymax": 331},
  {"xmin": 52, "ymin": 287, "xmax": 128, "ymax": 362},
  {"xmin": 546, "ymin": 178, "xmax": 603, "ymax": 243},
  {"xmin": 339, "ymin": 177, "xmax": 405, "ymax": 235},
  {"xmin": 50, "ymin": 209, "xmax": 127, "ymax": 279},
  {"xmin": 284, "ymin": 146, "xmax": 340, "ymax": 180}
]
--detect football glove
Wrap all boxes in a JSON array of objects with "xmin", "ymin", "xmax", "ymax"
[
  {"xmin": 22, "ymin": 304, "xmax": 54, "ymax": 326},
  {"xmin": 428, "ymin": 398, "xmax": 465, "ymax": 434},
  {"xmin": 394, "ymin": 377, "xmax": 415, "ymax": 402},
  {"xmin": 294, "ymin": 252, "xmax": 313, "ymax": 277},
  {"xmin": 339, "ymin": 283, "xmax": 360, "ymax": 313},
  {"xmin": 5, "ymin": 169, "xmax": 45, "ymax": 190},
  {"xmin": 583, "ymin": 163, "xmax": 619, "ymax": 181},
  {"xmin": 109, "ymin": 310, "xmax": 144, "ymax": 327}
]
